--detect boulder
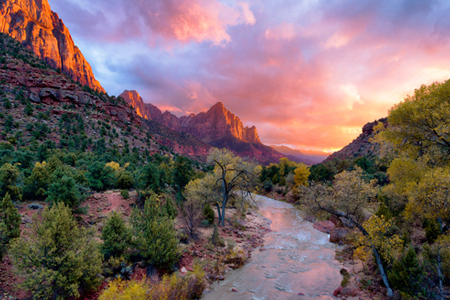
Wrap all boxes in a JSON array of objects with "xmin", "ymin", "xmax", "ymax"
[
  {"xmin": 330, "ymin": 228, "xmax": 350, "ymax": 244},
  {"xmin": 313, "ymin": 220, "xmax": 335, "ymax": 234}
]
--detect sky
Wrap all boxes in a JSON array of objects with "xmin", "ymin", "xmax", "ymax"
[{"xmin": 47, "ymin": 0, "xmax": 450, "ymax": 153}]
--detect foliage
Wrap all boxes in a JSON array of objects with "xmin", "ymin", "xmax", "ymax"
[
  {"xmin": 24, "ymin": 161, "xmax": 50, "ymax": 199},
  {"xmin": 120, "ymin": 189, "xmax": 129, "ymax": 199},
  {"xmin": 101, "ymin": 211, "xmax": 132, "ymax": 260},
  {"xmin": 210, "ymin": 224, "xmax": 225, "ymax": 247},
  {"xmin": 45, "ymin": 174, "xmax": 82, "ymax": 207},
  {"xmin": 202, "ymin": 202, "xmax": 215, "ymax": 225},
  {"xmin": 9, "ymin": 203, "xmax": 102, "ymax": 299},
  {"xmin": 0, "ymin": 192, "xmax": 21, "ymax": 241},
  {"xmin": 294, "ymin": 163, "xmax": 310, "ymax": 186},
  {"xmin": 173, "ymin": 155, "xmax": 195, "ymax": 192},
  {"xmin": 353, "ymin": 215, "xmax": 403, "ymax": 264},
  {"xmin": 131, "ymin": 193, "xmax": 179, "ymax": 270},
  {"xmin": 116, "ymin": 170, "xmax": 134, "ymax": 190},
  {"xmin": 99, "ymin": 261, "xmax": 206, "ymax": 300},
  {"xmin": 207, "ymin": 148, "xmax": 256, "ymax": 226},
  {"xmin": 0, "ymin": 163, "xmax": 22, "ymax": 201},
  {"xmin": 388, "ymin": 247, "xmax": 427, "ymax": 298}
]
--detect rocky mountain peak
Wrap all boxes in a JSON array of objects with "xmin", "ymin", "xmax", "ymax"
[{"xmin": 0, "ymin": 0, "xmax": 104, "ymax": 92}]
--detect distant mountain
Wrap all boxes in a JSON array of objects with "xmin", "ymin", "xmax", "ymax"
[
  {"xmin": 324, "ymin": 118, "xmax": 387, "ymax": 162},
  {"xmin": 0, "ymin": 0, "xmax": 104, "ymax": 92},
  {"xmin": 271, "ymin": 145, "xmax": 328, "ymax": 165},
  {"xmin": 120, "ymin": 90, "xmax": 284, "ymax": 164}
]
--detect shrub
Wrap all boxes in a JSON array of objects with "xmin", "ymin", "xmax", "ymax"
[
  {"xmin": 9, "ymin": 203, "xmax": 102, "ymax": 299},
  {"xmin": 202, "ymin": 203, "xmax": 215, "ymax": 225},
  {"xmin": 210, "ymin": 225, "xmax": 225, "ymax": 247},
  {"xmin": 116, "ymin": 170, "xmax": 134, "ymax": 189},
  {"xmin": 120, "ymin": 189, "xmax": 129, "ymax": 199},
  {"xmin": 99, "ymin": 261, "xmax": 206, "ymax": 300}
]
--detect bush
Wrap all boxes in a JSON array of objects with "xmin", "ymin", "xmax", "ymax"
[
  {"xmin": 202, "ymin": 203, "xmax": 215, "ymax": 225},
  {"xmin": 99, "ymin": 261, "xmax": 206, "ymax": 300},
  {"xmin": 210, "ymin": 225, "xmax": 225, "ymax": 247},
  {"xmin": 9, "ymin": 203, "xmax": 102, "ymax": 299},
  {"xmin": 120, "ymin": 189, "xmax": 129, "ymax": 199},
  {"xmin": 116, "ymin": 171, "xmax": 134, "ymax": 189}
]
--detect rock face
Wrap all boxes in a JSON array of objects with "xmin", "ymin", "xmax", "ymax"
[
  {"xmin": 325, "ymin": 118, "xmax": 388, "ymax": 162},
  {"xmin": 120, "ymin": 91, "xmax": 261, "ymax": 144},
  {"xmin": 0, "ymin": 0, "xmax": 104, "ymax": 92},
  {"xmin": 0, "ymin": 49, "xmax": 139, "ymax": 126},
  {"xmin": 120, "ymin": 90, "xmax": 284, "ymax": 164}
]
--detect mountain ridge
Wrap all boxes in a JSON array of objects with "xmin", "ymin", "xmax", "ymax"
[{"xmin": 119, "ymin": 89, "xmax": 284, "ymax": 164}]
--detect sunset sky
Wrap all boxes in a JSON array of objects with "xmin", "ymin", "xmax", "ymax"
[{"xmin": 48, "ymin": 0, "xmax": 450, "ymax": 152}]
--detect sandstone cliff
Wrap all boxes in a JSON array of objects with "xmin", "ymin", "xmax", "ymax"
[
  {"xmin": 324, "ymin": 118, "xmax": 388, "ymax": 162},
  {"xmin": 120, "ymin": 90, "xmax": 284, "ymax": 164},
  {"xmin": 120, "ymin": 91, "xmax": 261, "ymax": 144},
  {"xmin": 0, "ymin": 0, "xmax": 104, "ymax": 92}
]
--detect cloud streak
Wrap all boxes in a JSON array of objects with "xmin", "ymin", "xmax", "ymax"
[{"xmin": 48, "ymin": 0, "xmax": 450, "ymax": 151}]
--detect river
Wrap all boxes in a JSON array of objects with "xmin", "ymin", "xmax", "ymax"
[{"xmin": 202, "ymin": 195, "xmax": 342, "ymax": 300}]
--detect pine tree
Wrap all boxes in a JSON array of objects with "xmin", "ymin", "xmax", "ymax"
[
  {"xmin": 0, "ymin": 192, "xmax": 21, "ymax": 241},
  {"xmin": 388, "ymin": 247, "xmax": 427, "ymax": 297},
  {"xmin": 131, "ymin": 193, "xmax": 179, "ymax": 270},
  {"xmin": 101, "ymin": 211, "xmax": 132, "ymax": 260},
  {"xmin": 9, "ymin": 202, "xmax": 102, "ymax": 299}
]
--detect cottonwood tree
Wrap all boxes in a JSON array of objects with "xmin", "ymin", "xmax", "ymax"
[
  {"xmin": 300, "ymin": 167, "xmax": 394, "ymax": 297},
  {"xmin": 374, "ymin": 80, "xmax": 450, "ymax": 232},
  {"xmin": 207, "ymin": 148, "xmax": 256, "ymax": 226}
]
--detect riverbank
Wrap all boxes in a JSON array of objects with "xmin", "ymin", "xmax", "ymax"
[{"xmin": 203, "ymin": 195, "xmax": 343, "ymax": 300}]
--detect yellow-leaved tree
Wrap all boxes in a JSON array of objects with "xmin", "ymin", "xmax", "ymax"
[{"xmin": 301, "ymin": 167, "xmax": 394, "ymax": 297}]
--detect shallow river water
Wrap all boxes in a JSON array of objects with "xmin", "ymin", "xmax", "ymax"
[{"xmin": 202, "ymin": 195, "xmax": 342, "ymax": 300}]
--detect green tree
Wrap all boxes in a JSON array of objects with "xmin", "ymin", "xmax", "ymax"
[
  {"xmin": 0, "ymin": 192, "xmax": 21, "ymax": 241},
  {"xmin": 101, "ymin": 211, "xmax": 132, "ymax": 260},
  {"xmin": 131, "ymin": 193, "xmax": 179, "ymax": 270},
  {"xmin": 24, "ymin": 161, "xmax": 50, "ymax": 199},
  {"xmin": 173, "ymin": 155, "xmax": 194, "ymax": 192},
  {"xmin": 388, "ymin": 247, "xmax": 427, "ymax": 297},
  {"xmin": 116, "ymin": 170, "xmax": 134, "ymax": 190},
  {"xmin": 45, "ymin": 175, "xmax": 81, "ymax": 207},
  {"xmin": 9, "ymin": 203, "xmax": 102, "ymax": 299},
  {"xmin": 0, "ymin": 163, "xmax": 22, "ymax": 201}
]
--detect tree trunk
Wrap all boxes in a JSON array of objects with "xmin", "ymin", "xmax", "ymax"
[
  {"xmin": 437, "ymin": 249, "xmax": 444, "ymax": 300},
  {"xmin": 371, "ymin": 245, "xmax": 393, "ymax": 297},
  {"xmin": 317, "ymin": 206, "xmax": 394, "ymax": 297},
  {"xmin": 221, "ymin": 198, "xmax": 227, "ymax": 226},
  {"xmin": 215, "ymin": 203, "xmax": 222, "ymax": 226}
]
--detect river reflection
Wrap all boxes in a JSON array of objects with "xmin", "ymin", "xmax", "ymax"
[{"xmin": 202, "ymin": 195, "xmax": 342, "ymax": 300}]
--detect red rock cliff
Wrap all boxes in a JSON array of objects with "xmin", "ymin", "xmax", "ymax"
[
  {"xmin": 0, "ymin": 0, "xmax": 104, "ymax": 92},
  {"xmin": 120, "ymin": 90, "xmax": 262, "ymax": 144}
]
